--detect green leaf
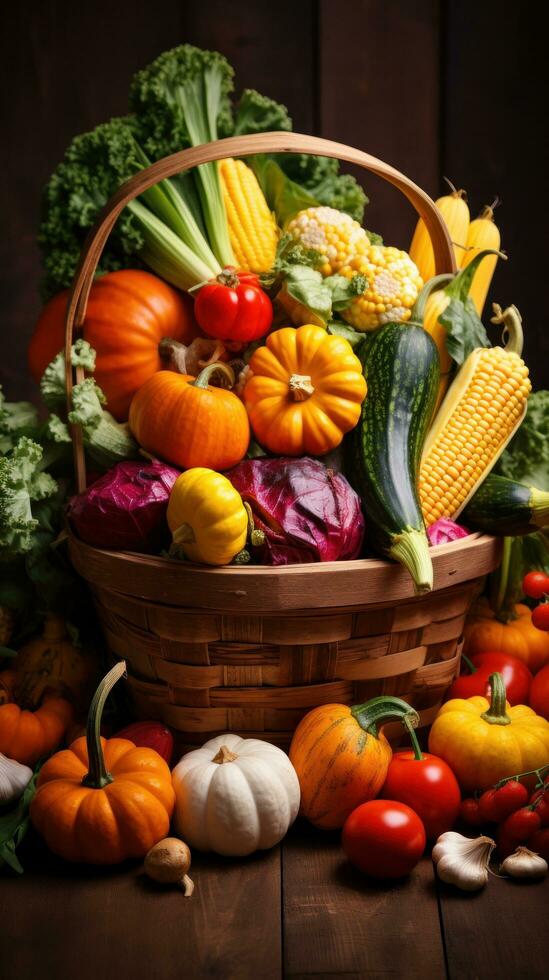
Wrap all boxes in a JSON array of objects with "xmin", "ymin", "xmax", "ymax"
[
  {"xmin": 325, "ymin": 273, "xmax": 367, "ymax": 312},
  {"xmin": 0, "ymin": 764, "xmax": 41, "ymax": 874},
  {"xmin": 250, "ymin": 155, "xmax": 320, "ymax": 227},
  {"xmin": 437, "ymin": 250, "xmax": 504, "ymax": 366},
  {"xmin": 495, "ymin": 390, "xmax": 549, "ymax": 490},
  {"xmin": 283, "ymin": 266, "xmax": 333, "ymax": 325},
  {"xmin": 327, "ymin": 320, "xmax": 364, "ymax": 349}
]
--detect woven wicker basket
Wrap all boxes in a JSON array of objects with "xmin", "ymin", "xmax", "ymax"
[{"xmin": 64, "ymin": 132, "xmax": 502, "ymax": 750}]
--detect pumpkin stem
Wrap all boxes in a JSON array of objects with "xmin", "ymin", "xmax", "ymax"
[
  {"xmin": 192, "ymin": 362, "xmax": 235, "ymax": 390},
  {"xmin": 351, "ymin": 696, "xmax": 419, "ymax": 739},
  {"xmin": 82, "ymin": 661, "xmax": 126, "ymax": 790},
  {"xmin": 289, "ymin": 374, "xmax": 315, "ymax": 401},
  {"xmin": 481, "ymin": 672, "xmax": 511, "ymax": 726},
  {"xmin": 212, "ymin": 745, "xmax": 238, "ymax": 764},
  {"xmin": 460, "ymin": 653, "xmax": 477, "ymax": 675},
  {"xmin": 173, "ymin": 523, "xmax": 196, "ymax": 546},
  {"xmin": 402, "ymin": 713, "xmax": 424, "ymax": 761},
  {"xmin": 42, "ymin": 613, "xmax": 67, "ymax": 644}
]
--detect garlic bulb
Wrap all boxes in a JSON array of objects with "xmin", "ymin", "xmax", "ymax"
[
  {"xmin": 432, "ymin": 831, "xmax": 496, "ymax": 891},
  {"xmin": 500, "ymin": 847, "xmax": 548, "ymax": 879},
  {"xmin": 0, "ymin": 753, "xmax": 33, "ymax": 806}
]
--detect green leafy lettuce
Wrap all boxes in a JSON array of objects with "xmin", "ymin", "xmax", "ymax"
[{"xmin": 495, "ymin": 390, "xmax": 549, "ymax": 491}]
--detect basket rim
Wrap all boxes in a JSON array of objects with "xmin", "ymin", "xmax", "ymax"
[{"xmin": 68, "ymin": 530, "xmax": 501, "ymax": 613}]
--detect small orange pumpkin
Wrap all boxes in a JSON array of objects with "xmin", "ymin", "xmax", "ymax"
[
  {"xmin": 27, "ymin": 270, "xmax": 200, "ymax": 420},
  {"xmin": 129, "ymin": 362, "xmax": 249, "ymax": 471},
  {"xmin": 30, "ymin": 662, "xmax": 175, "ymax": 864},
  {"xmin": 244, "ymin": 324, "xmax": 367, "ymax": 456},
  {"xmin": 14, "ymin": 614, "xmax": 97, "ymax": 711},
  {"xmin": 464, "ymin": 598, "xmax": 549, "ymax": 674},
  {"xmin": 0, "ymin": 676, "xmax": 73, "ymax": 766},
  {"xmin": 289, "ymin": 696, "xmax": 418, "ymax": 829}
]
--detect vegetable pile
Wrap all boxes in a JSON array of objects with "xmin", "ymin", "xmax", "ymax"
[{"xmin": 1, "ymin": 42, "xmax": 549, "ymax": 890}]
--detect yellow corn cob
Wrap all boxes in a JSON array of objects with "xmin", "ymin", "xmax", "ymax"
[
  {"xmin": 340, "ymin": 244, "xmax": 423, "ymax": 331},
  {"xmin": 419, "ymin": 304, "xmax": 531, "ymax": 526},
  {"xmin": 218, "ymin": 158, "xmax": 279, "ymax": 273},
  {"xmin": 460, "ymin": 203, "xmax": 501, "ymax": 315},
  {"xmin": 410, "ymin": 180, "xmax": 470, "ymax": 282},
  {"xmin": 286, "ymin": 206, "xmax": 369, "ymax": 276}
]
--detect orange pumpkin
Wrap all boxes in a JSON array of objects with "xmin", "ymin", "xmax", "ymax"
[
  {"xmin": 289, "ymin": 696, "xmax": 418, "ymax": 829},
  {"xmin": 27, "ymin": 270, "xmax": 200, "ymax": 421},
  {"xmin": 244, "ymin": 324, "xmax": 367, "ymax": 456},
  {"xmin": 14, "ymin": 614, "xmax": 97, "ymax": 712},
  {"xmin": 0, "ymin": 681, "xmax": 73, "ymax": 766},
  {"xmin": 31, "ymin": 661, "xmax": 175, "ymax": 864},
  {"xmin": 129, "ymin": 362, "xmax": 249, "ymax": 471},
  {"xmin": 464, "ymin": 598, "xmax": 549, "ymax": 674}
]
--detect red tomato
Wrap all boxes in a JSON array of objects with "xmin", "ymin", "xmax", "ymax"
[
  {"xmin": 523, "ymin": 571, "xmax": 549, "ymax": 600},
  {"xmin": 529, "ymin": 828, "xmax": 549, "ymax": 861},
  {"xmin": 460, "ymin": 798, "xmax": 483, "ymax": 826},
  {"xmin": 477, "ymin": 780, "xmax": 529, "ymax": 823},
  {"xmin": 194, "ymin": 268, "xmax": 273, "ymax": 343},
  {"xmin": 530, "ymin": 787, "xmax": 549, "ymax": 826},
  {"xmin": 342, "ymin": 800, "xmax": 426, "ymax": 878},
  {"xmin": 381, "ymin": 751, "xmax": 461, "ymax": 839},
  {"xmin": 446, "ymin": 652, "xmax": 532, "ymax": 706},
  {"xmin": 499, "ymin": 806, "xmax": 541, "ymax": 842},
  {"xmin": 532, "ymin": 602, "xmax": 549, "ymax": 632},
  {"xmin": 530, "ymin": 664, "xmax": 549, "ymax": 720}
]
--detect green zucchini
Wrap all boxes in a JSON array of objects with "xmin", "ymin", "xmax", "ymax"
[
  {"xmin": 347, "ymin": 316, "xmax": 440, "ymax": 593},
  {"xmin": 462, "ymin": 473, "xmax": 549, "ymax": 536}
]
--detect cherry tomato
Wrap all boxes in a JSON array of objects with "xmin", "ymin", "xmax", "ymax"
[
  {"xmin": 342, "ymin": 800, "xmax": 426, "ymax": 878},
  {"xmin": 194, "ymin": 268, "xmax": 273, "ymax": 343},
  {"xmin": 530, "ymin": 787, "xmax": 549, "ymax": 826},
  {"xmin": 532, "ymin": 602, "xmax": 549, "ymax": 632},
  {"xmin": 477, "ymin": 780, "xmax": 529, "ymax": 823},
  {"xmin": 381, "ymin": 750, "xmax": 461, "ymax": 839},
  {"xmin": 529, "ymin": 828, "xmax": 549, "ymax": 861},
  {"xmin": 530, "ymin": 664, "xmax": 549, "ymax": 720},
  {"xmin": 460, "ymin": 797, "xmax": 483, "ymax": 826},
  {"xmin": 522, "ymin": 571, "xmax": 549, "ymax": 601},
  {"xmin": 499, "ymin": 806, "xmax": 542, "ymax": 842},
  {"xmin": 446, "ymin": 652, "xmax": 532, "ymax": 706}
]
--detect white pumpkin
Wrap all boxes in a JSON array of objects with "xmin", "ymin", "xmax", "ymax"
[
  {"xmin": 172, "ymin": 733, "xmax": 300, "ymax": 856},
  {"xmin": 0, "ymin": 752, "xmax": 33, "ymax": 806}
]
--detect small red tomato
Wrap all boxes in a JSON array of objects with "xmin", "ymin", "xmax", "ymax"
[
  {"xmin": 194, "ymin": 268, "xmax": 273, "ymax": 343},
  {"xmin": 381, "ymin": 750, "xmax": 461, "ymax": 839},
  {"xmin": 342, "ymin": 800, "xmax": 426, "ymax": 878},
  {"xmin": 532, "ymin": 602, "xmax": 549, "ymax": 632},
  {"xmin": 523, "ymin": 571, "xmax": 549, "ymax": 600},
  {"xmin": 477, "ymin": 780, "xmax": 529, "ymax": 823},
  {"xmin": 460, "ymin": 797, "xmax": 483, "ymax": 826},
  {"xmin": 530, "ymin": 787, "xmax": 549, "ymax": 826},
  {"xmin": 446, "ymin": 652, "xmax": 532, "ymax": 706},
  {"xmin": 499, "ymin": 806, "xmax": 542, "ymax": 843},
  {"xmin": 530, "ymin": 664, "xmax": 549, "ymax": 720},
  {"xmin": 529, "ymin": 828, "xmax": 549, "ymax": 861}
]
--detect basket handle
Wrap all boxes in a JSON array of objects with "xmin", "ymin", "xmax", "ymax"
[{"xmin": 64, "ymin": 131, "xmax": 456, "ymax": 490}]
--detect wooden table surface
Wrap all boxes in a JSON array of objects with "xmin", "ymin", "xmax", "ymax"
[{"xmin": 1, "ymin": 820, "xmax": 548, "ymax": 980}]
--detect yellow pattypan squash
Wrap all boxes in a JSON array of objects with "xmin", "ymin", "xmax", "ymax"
[
  {"xmin": 428, "ymin": 671, "xmax": 549, "ymax": 791},
  {"xmin": 167, "ymin": 468, "xmax": 248, "ymax": 566}
]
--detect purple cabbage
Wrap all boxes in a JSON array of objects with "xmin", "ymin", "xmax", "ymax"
[
  {"xmin": 226, "ymin": 457, "xmax": 364, "ymax": 565},
  {"xmin": 427, "ymin": 518, "xmax": 470, "ymax": 546},
  {"xmin": 68, "ymin": 460, "xmax": 180, "ymax": 552}
]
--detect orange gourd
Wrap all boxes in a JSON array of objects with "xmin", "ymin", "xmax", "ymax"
[
  {"xmin": 27, "ymin": 270, "xmax": 200, "ymax": 421},
  {"xmin": 31, "ymin": 662, "xmax": 175, "ymax": 864},
  {"xmin": 243, "ymin": 325, "xmax": 367, "ymax": 456},
  {"xmin": 289, "ymin": 696, "xmax": 418, "ymax": 829},
  {"xmin": 129, "ymin": 362, "xmax": 249, "ymax": 471},
  {"xmin": 464, "ymin": 598, "xmax": 549, "ymax": 674},
  {"xmin": 0, "ymin": 670, "xmax": 73, "ymax": 766},
  {"xmin": 14, "ymin": 614, "xmax": 97, "ymax": 712}
]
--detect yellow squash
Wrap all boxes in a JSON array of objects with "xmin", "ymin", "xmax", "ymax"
[
  {"xmin": 167, "ymin": 468, "xmax": 248, "ymax": 567},
  {"xmin": 428, "ymin": 672, "xmax": 549, "ymax": 791}
]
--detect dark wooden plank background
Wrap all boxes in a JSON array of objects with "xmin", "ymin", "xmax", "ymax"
[{"xmin": 2, "ymin": 0, "xmax": 548, "ymax": 402}]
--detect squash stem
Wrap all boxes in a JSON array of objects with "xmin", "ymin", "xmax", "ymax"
[
  {"xmin": 494, "ymin": 536, "xmax": 514, "ymax": 622},
  {"xmin": 390, "ymin": 528, "xmax": 433, "ymax": 594},
  {"xmin": 490, "ymin": 304, "xmax": 524, "ymax": 356},
  {"xmin": 403, "ymin": 713, "xmax": 424, "ymax": 761},
  {"xmin": 82, "ymin": 661, "xmax": 126, "ymax": 789},
  {"xmin": 351, "ymin": 696, "xmax": 419, "ymax": 739},
  {"xmin": 481, "ymin": 672, "xmax": 511, "ymax": 726},
  {"xmin": 192, "ymin": 361, "xmax": 235, "ymax": 390}
]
